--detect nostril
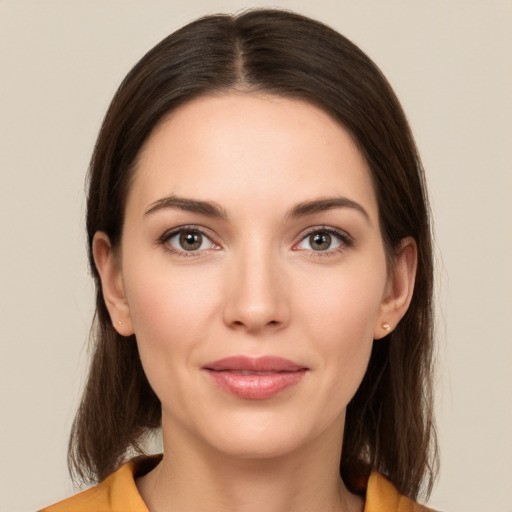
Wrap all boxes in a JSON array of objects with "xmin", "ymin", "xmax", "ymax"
[{"xmin": 229, "ymin": 319, "xmax": 281, "ymax": 329}]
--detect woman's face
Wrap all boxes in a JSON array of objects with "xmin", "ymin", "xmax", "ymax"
[{"xmin": 96, "ymin": 93, "xmax": 413, "ymax": 459}]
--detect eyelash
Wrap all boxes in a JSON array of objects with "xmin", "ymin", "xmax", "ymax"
[
  {"xmin": 158, "ymin": 225, "xmax": 219, "ymax": 258},
  {"xmin": 158, "ymin": 225, "xmax": 353, "ymax": 258},
  {"xmin": 294, "ymin": 226, "xmax": 353, "ymax": 258}
]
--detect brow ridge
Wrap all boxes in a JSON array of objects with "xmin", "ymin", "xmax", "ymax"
[
  {"xmin": 286, "ymin": 197, "xmax": 370, "ymax": 223},
  {"xmin": 145, "ymin": 194, "xmax": 370, "ymax": 224},
  {"xmin": 144, "ymin": 195, "xmax": 228, "ymax": 219}
]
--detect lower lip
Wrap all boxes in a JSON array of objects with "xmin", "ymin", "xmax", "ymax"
[{"xmin": 205, "ymin": 370, "xmax": 307, "ymax": 400}]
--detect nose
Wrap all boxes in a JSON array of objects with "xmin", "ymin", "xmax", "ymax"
[{"xmin": 222, "ymin": 244, "xmax": 290, "ymax": 334}]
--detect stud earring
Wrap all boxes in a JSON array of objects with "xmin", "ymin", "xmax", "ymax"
[
  {"xmin": 382, "ymin": 322, "xmax": 391, "ymax": 331},
  {"xmin": 115, "ymin": 320, "xmax": 123, "ymax": 327}
]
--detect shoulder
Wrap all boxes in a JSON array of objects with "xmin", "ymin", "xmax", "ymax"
[
  {"xmin": 39, "ymin": 456, "xmax": 161, "ymax": 512},
  {"xmin": 364, "ymin": 472, "xmax": 437, "ymax": 512}
]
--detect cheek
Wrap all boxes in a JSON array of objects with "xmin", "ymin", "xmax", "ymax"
[
  {"xmin": 298, "ymin": 261, "xmax": 386, "ymax": 340},
  {"xmin": 122, "ymin": 262, "xmax": 224, "ymax": 414},
  {"xmin": 124, "ymin": 258, "xmax": 221, "ymax": 338},
  {"xmin": 121, "ymin": 257, "xmax": 223, "ymax": 381},
  {"xmin": 295, "ymin": 257, "xmax": 386, "ymax": 385}
]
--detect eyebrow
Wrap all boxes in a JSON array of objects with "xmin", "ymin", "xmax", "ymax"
[
  {"xmin": 286, "ymin": 197, "xmax": 371, "ymax": 223},
  {"xmin": 144, "ymin": 195, "xmax": 370, "ymax": 223},
  {"xmin": 145, "ymin": 195, "xmax": 228, "ymax": 219}
]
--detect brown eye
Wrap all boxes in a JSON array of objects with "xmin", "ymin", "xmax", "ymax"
[
  {"xmin": 179, "ymin": 231, "xmax": 203, "ymax": 251},
  {"xmin": 164, "ymin": 228, "xmax": 216, "ymax": 254},
  {"xmin": 309, "ymin": 232, "xmax": 332, "ymax": 251},
  {"xmin": 295, "ymin": 228, "xmax": 349, "ymax": 254}
]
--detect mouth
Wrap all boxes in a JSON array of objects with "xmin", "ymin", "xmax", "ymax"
[{"xmin": 202, "ymin": 356, "xmax": 308, "ymax": 400}]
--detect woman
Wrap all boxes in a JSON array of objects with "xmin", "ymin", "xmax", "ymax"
[{"xmin": 42, "ymin": 9, "xmax": 438, "ymax": 512}]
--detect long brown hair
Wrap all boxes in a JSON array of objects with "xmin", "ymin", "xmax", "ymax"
[{"xmin": 69, "ymin": 9, "xmax": 438, "ymax": 500}]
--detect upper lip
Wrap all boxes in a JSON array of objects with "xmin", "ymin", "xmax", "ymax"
[{"xmin": 203, "ymin": 356, "xmax": 307, "ymax": 372}]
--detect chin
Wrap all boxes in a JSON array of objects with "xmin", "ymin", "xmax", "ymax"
[
  {"xmin": 197, "ymin": 410, "xmax": 342, "ymax": 462},
  {"xmin": 211, "ymin": 431, "xmax": 307, "ymax": 460}
]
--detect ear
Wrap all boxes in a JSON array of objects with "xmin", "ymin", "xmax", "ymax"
[
  {"xmin": 374, "ymin": 237, "xmax": 417, "ymax": 340},
  {"xmin": 92, "ymin": 231, "xmax": 134, "ymax": 336}
]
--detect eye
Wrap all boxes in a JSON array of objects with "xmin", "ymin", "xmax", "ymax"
[
  {"xmin": 295, "ymin": 227, "xmax": 352, "ymax": 254},
  {"xmin": 161, "ymin": 227, "xmax": 219, "ymax": 255}
]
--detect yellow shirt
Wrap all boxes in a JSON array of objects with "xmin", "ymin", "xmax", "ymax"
[{"xmin": 40, "ymin": 456, "xmax": 435, "ymax": 512}]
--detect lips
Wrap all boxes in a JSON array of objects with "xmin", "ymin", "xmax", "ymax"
[{"xmin": 203, "ymin": 356, "xmax": 307, "ymax": 400}]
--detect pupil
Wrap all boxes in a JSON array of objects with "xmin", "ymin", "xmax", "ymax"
[
  {"xmin": 180, "ymin": 232, "xmax": 202, "ymax": 250},
  {"xmin": 311, "ymin": 232, "xmax": 331, "ymax": 250}
]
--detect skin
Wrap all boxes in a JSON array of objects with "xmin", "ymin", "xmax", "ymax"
[{"xmin": 93, "ymin": 93, "xmax": 417, "ymax": 512}]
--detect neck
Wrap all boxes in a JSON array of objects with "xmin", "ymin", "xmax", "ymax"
[{"xmin": 137, "ymin": 419, "xmax": 363, "ymax": 512}]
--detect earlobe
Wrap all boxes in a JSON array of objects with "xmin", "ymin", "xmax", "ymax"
[
  {"xmin": 374, "ymin": 237, "xmax": 417, "ymax": 340},
  {"xmin": 92, "ymin": 232, "xmax": 134, "ymax": 336}
]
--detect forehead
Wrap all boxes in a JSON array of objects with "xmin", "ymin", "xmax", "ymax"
[{"xmin": 128, "ymin": 93, "xmax": 378, "ymax": 220}]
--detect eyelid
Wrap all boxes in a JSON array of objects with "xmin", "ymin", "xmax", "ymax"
[
  {"xmin": 293, "ymin": 226, "xmax": 354, "ymax": 254},
  {"xmin": 157, "ymin": 224, "xmax": 353, "ymax": 258},
  {"xmin": 158, "ymin": 225, "xmax": 221, "ymax": 256}
]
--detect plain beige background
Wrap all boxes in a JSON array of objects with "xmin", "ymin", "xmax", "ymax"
[{"xmin": 1, "ymin": 1, "xmax": 511, "ymax": 511}]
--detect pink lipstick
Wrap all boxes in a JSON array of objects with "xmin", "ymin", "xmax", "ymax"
[{"xmin": 203, "ymin": 356, "xmax": 307, "ymax": 400}]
